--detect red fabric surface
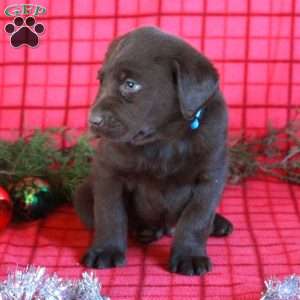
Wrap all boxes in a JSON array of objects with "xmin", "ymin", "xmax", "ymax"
[
  {"xmin": 0, "ymin": 0, "xmax": 299, "ymax": 139},
  {"xmin": 0, "ymin": 180, "xmax": 299, "ymax": 300},
  {"xmin": 0, "ymin": 0, "xmax": 300, "ymax": 299}
]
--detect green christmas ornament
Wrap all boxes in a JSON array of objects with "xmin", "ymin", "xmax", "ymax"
[{"xmin": 9, "ymin": 177, "xmax": 58, "ymax": 221}]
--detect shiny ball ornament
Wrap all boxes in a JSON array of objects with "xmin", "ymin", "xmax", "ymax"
[
  {"xmin": 9, "ymin": 177, "xmax": 56, "ymax": 221},
  {"xmin": 0, "ymin": 187, "xmax": 12, "ymax": 229}
]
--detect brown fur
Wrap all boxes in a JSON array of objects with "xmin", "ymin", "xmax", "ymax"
[{"xmin": 74, "ymin": 27, "xmax": 233, "ymax": 276}]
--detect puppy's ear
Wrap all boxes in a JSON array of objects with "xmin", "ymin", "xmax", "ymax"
[{"xmin": 174, "ymin": 55, "xmax": 219, "ymax": 120}]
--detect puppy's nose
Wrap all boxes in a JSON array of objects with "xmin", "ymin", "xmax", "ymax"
[{"xmin": 89, "ymin": 115, "xmax": 104, "ymax": 127}]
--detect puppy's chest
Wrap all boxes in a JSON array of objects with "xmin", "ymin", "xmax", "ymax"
[
  {"xmin": 135, "ymin": 141, "xmax": 193, "ymax": 177},
  {"xmin": 122, "ymin": 145, "xmax": 205, "ymax": 223},
  {"xmin": 126, "ymin": 175, "xmax": 193, "ymax": 224}
]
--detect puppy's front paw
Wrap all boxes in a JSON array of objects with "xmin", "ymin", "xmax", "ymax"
[
  {"xmin": 169, "ymin": 254, "xmax": 212, "ymax": 276},
  {"xmin": 82, "ymin": 247, "xmax": 126, "ymax": 269}
]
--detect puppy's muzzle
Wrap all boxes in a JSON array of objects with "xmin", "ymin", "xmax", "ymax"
[
  {"xmin": 89, "ymin": 114, "xmax": 104, "ymax": 128},
  {"xmin": 89, "ymin": 110, "xmax": 119, "ymax": 128},
  {"xmin": 89, "ymin": 111, "xmax": 126, "ymax": 138}
]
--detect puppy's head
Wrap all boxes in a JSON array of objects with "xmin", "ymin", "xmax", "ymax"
[{"xmin": 89, "ymin": 27, "xmax": 219, "ymax": 145}]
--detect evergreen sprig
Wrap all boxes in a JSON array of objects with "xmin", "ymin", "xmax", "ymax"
[
  {"xmin": 0, "ymin": 129, "xmax": 94, "ymax": 202},
  {"xmin": 228, "ymin": 115, "xmax": 300, "ymax": 184}
]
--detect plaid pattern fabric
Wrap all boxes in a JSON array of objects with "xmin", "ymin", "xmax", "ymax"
[
  {"xmin": 0, "ymin": 179, "xmax": 299, "ymax": 299},
  {"xmin": 0, "ymin": 0, "xmax": 299, "ymax": 299},
  {"xmin": 0, "ymin": 0, "xmax": 299, "ymax": 139}
]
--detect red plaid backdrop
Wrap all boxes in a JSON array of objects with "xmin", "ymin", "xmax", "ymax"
[
  {"xmin": 0, "ymin": 1, "xmax": 300, "ymax": 300},
  {"xmin": 0, "ymin": 0, "xmax": 299, "ymax": 140}
]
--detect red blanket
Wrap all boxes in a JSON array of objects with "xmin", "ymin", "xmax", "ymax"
[
  {"xmin": 0, "ymin": 0, "xmax": 297, "ymax": 139},
  {"xmin": 0, "ymin": 0, "xmax": 299, "ymax": 299},
  {"xmin": 0, "ymin": 179, "xmax": 299, "ymax": 299}
]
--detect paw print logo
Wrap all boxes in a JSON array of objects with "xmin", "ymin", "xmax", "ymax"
[{"xmin": 4, "ymin": 16, "xmax": 45, "ymax": 48}]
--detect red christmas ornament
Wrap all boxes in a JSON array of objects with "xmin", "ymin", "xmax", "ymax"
[{"xmin": 0, "ymin": 186, "xmax": 12, "ymax": 229}]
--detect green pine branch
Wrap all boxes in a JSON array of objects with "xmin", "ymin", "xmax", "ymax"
[{"xmin": 0, "ymin": 129, "xmax": 94, "ymax": 202}]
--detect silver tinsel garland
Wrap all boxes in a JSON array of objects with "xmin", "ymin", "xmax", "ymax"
[
  {"xmin": 261, "ymin": 275, "xmax": 300, "ymax": 300},
  {"xmin": 0, "ymin": 266, "xmax": 298, "ymax": 299},
  {"xmin": 0, "ymin": 266, "xmax": 110, "ymax": 300}
]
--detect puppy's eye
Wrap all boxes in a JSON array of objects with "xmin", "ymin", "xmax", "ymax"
[
  {"xmin": 121, "ymin": 78, "xmax": 141, "ymax": 94},
  {"xmin": 126, "ymin": 80, "xmax": 135, "ymax": 88}
]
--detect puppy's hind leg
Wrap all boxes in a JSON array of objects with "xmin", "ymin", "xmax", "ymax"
[
  {"xmin": 210, "ymin": 213, "xmax": 233, "ymax": 237},
  {"xmin": 134, "ymin": 226, "xmax": 165, "ymax": 244},
  {"xmin": 73, "ymin": 178, "xmax": 94, "ymax": 229}
]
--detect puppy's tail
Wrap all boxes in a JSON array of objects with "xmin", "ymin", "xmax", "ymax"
[{"xmin": 73, "ymin": 178, "xmax": 94, "ymax": 229}]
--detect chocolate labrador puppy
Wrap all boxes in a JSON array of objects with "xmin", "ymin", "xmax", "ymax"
[{"xmin": 74, "ymin": 26, "xmax": 233, "ymax": 276}]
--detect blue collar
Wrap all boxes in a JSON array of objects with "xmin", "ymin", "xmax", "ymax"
[{"xmin": 190, "ymin": 108, "xmax": 204, "ymax": 130}]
